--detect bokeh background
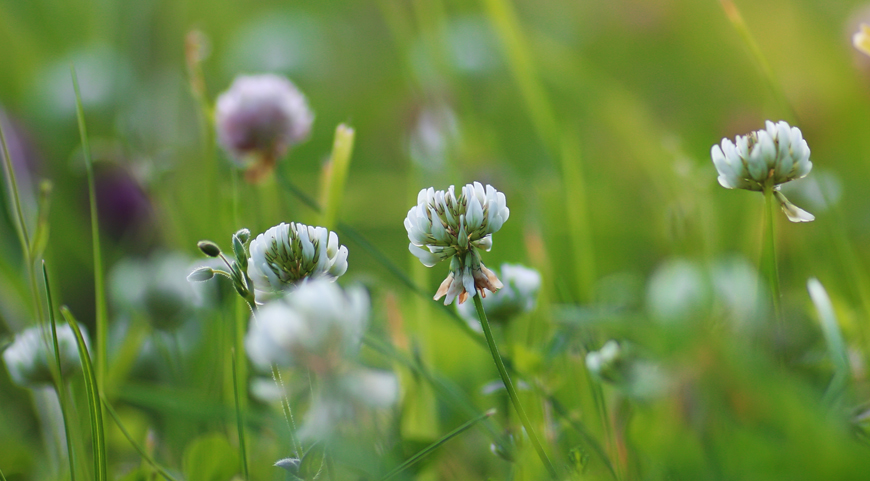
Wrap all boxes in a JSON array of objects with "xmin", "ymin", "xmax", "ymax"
[{"xmin": 3, "ymin": 0, "xmax": 870, "ymax": 479}]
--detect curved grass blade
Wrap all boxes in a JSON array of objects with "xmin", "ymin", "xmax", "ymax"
[
  {"xmin": 0, "ymin": 466, "xmax": 6, "ymax": 481},
  {"xmin": 807, "ymin": 278, "xmax": 851, "ymax": 406},
  {"xmin": 102, "ymin": 395, "xmax": 180, "ymax": 481},
  {"xmin": 71, "ymin": 65, "xmax": 108, "ymax": 389},
  {"xmin": 43, "ymin": 261, "xmax": 77, "ymax": 481},
  {"xmin": 60, "ymin": 306, "xmax": 107, "ymax": 481},
  {"xmin": 380, "ymin": 409, "xmax": 495, "ymax": 480}
]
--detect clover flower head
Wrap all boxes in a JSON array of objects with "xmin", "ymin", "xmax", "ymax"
[
  {"xmin": 3, "ymin": 324, "xmax": 86, "ymax": 388},
  {"xmin": 244, "ymin": 279, "xmax": 367, "ymax": 371},
  {"xmin": 855, "ymin": 23, "xmax": 870, "ymax": 57},
  {"xmin": 215, "ymin": 74, "xmax": 313, "ymax": 182},
  {"xmin": 405, "ymin": 182, "xmax": 510, "ymax": 305},
  {"xmin": 458, "ymin": 263, "xmax": 541, "ymax": 330},
  {"xmin": 247, "ymin": 222, "xmax": 348, "ymax": 303},
  {"xmin": 711, "ymin": 120, "xmax": 814, "ymax": 222}
]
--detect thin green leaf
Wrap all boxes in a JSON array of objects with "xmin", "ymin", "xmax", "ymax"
[
  {"xmin": 0, "ymin": 118, "xmax": 31, "ymax": 255},
  {"xmin": 71, "ymin": 65, "xmax": 108, "ymax": 389},
  {"xmin": 102, "ymin": 395, "xmax": 180, "ymax": 481},
  {"xmin": 60, "ymin": 306, "xmax": 107, "ymax": 481},
  {"xmin": 381, "ymin": 409, "xmax": 495, "ymax": 480},
  {"xmin": 43, "ymin": 261, "xmax": 77, "ymax": 481}
]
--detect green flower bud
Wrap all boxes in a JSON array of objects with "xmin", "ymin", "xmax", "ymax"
[
  {"xmin": 197, "ymin": 240, "xmax": 222, "ymax": 258},
  {"xmin": 187, "ymin": 266, "xmax": 215, "ymax": 282}
]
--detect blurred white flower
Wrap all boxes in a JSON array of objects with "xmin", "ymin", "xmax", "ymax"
[
  {"xmin": 245, "ymin": 280, "xmax": 366, "ymax": 371},
  {"xmin": 458, "ymin": 263, "xmax": 541, "ymax": 330},
  {"xmin": 215, "ymin": 74, "xmax": 313, "ymax": 182},
  {"xmin": 646, "ymin": 256, "xmax": 768, "ymax": 329},
  {"xmin": 405, "ymin": 182, "xmax": 510, "ymax": 305},
  {"xmin": 711, "ymin": 120, "xmax": 814, "ymax": 222},
  {"xmin": 586, "ymin": 340, "xmax": 668, "ymax": 399},
  {"xmin": 647, "ymin": 259, "xmax": 710, "ymax": 324},
  {"xmin": 245, "ymin": 280, "xmax": 398, "ymax": 441},
  {"xmin": 3, "ymin": 324, "xmax": 85, "ymax": 388},
  {"xmin": 247, "ymin": 222, "xmax": 348, "ymax": 303},
  {"xmin": 855, "ymin": 23, "xmax": 870, "ymax": 57},
  {"xmin": 110, "ymin": 252, "xmax": 210, "ymax": 331}
]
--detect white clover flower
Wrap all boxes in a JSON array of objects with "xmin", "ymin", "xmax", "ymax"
[
  {"xmin": 3, "ymin": 324, "xmax": 85, "ymax": 388},
  {"xmin": 405, "ymin": 182, "xmax": 510, "ymax": 305},
  {"xmin": 215, "ymin": 74, "xmax": 313, "ymax": 182},
  {"xmin": 245, "ymin": 279, "xmax": 366, "ymax": 371},
  {"xmin": 711, "ymin": 120, "xmax": 814, "ymax": 222},
  {"xmin": 245, "ymin": 279, "xmax": 398, "ymax": 441},
  {"xmin": 458, "ymin": 263, "xmax": 541, "ymax": 330},
  {"xmin": 247, "ymin": 222, "xmax": 348, "ymax": 303}
]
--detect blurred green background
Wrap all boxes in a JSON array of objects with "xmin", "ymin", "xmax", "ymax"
[{"xmin": 3, "ymin": 0, "xmax": 870, "ymax": 479}]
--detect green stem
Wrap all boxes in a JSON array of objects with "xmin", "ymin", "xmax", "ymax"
[
  {"xmin": 231, "ymin": 349, "xmax": 249, "ymax": 481},
  {"xmin": 762, "ymin": 188, "xmax": 782, "ymax": 322},
  {"xmin": 473, "ymin": 296, "xmax": 557, "ymax": 478}
]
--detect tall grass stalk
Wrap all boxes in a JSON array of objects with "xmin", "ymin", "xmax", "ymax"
[
  {"xmin": 0, "ymin": 123, "xmax": 45, "ymax": 325},
  {"xmin": 762, "ymin": 188, "xmax": 782, "ymax": 322},
  {"xmin": 42, "ymin": 262, "xmax": 77, "ymax": 481},
  {"xmin": 71, "ymin": 66, "xmax": 108, "ymax": 390},
  {"xmin": 60, "ymin": 306, "xmax": 107, "ymax": 481},
  {"xmin": 381, "ymin": 409, "xmax": 496, "ymax": 480},
  {"xmin": 482, "ymin": 0, "xmax": 596, "ymax": 302},
  {"xmin": 231, "ymin": 349, "xmax": 249, "ymax": 481},
  {"xmin": 473, "ymin": 296, "xmax": 557, "ymax": 478}
]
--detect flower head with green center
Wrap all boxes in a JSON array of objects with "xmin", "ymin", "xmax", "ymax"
[
  {"xmin": 405, "ymin": 182, "xmax": 509, "ymax": 305},
  {"xmin": 711, "ymin": 120, "xmax": 814, "ymax": 222},
  {"xmin": 247, "ymin": 222, "xmax": 348, "ymax": 302}
]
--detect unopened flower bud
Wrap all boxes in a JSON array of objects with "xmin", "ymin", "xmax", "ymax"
[
  {"xmin": 187, "ymin": 266, "xmax": 215, "ymax": 282},
  {"xmin": 197, "ymin": 240, "xmax": 222, "ymax": 258}
]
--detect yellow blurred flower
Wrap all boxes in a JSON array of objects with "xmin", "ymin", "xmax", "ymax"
[{"xmin": 854, "ymin": 23, "xmax": 870, "ymax": 57}]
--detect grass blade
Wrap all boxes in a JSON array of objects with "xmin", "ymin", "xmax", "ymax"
[
  {"xmin": 807, "ymin": 278, "xmax": 851, "ymax": 406},
  {"xmin": 318, "ymin": 123, "xmax": 355, "ymax": 230},
  {"xmin": 231, "ymin": 349, "xmax": 249, "ymax": 481},
  {"xmin": 380, "ymin": 409, "xmax": 495, "ymax": 480},
  {"xmin": 60, "ymin": 306, "xmax": 107, "ymax": 481},
  {"xmin": 71, "ymin": 65, "xmax": 108, "ymax": 389},
  {"xmin": 0, "ymin": 120, "xmax": 30, "ymax": 255},
  {"xmin": 43, "ymin": 261, "xmax": 77, "ymax": 481},
  {"xmin": 102, "ymin": 395, "xmax": 180, "ymax": 481}
]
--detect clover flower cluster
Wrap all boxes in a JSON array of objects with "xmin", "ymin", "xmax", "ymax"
[
  {"xmin": 405, "ymin": 182, "xmax": 510, "ymax": 304},
  {"xmin": 247, "ymin": 222, "xmax": 348, "ymax": 302},
  {"xmin": 245, "ymin": 280, "xmax": 397, "ymax": 441},
  {"xmin": 3, "ymin": 324, "xmax": 85, "ymax": 388},
  {"xmin": 711, "ymin": 120, "xmax": 814, "ymax": 222},
  {"xmin": 215, "ymin": 74, "xmax": 313, "ymax": 182}
]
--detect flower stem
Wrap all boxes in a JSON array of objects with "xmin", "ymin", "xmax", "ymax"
[
  {"xmin": 762, "ymin": 187, "xmax": 782, "ymax": 322},
  {"xmin": 473, "ymin": 296, "xmax": 557, "ymax": 478}
]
